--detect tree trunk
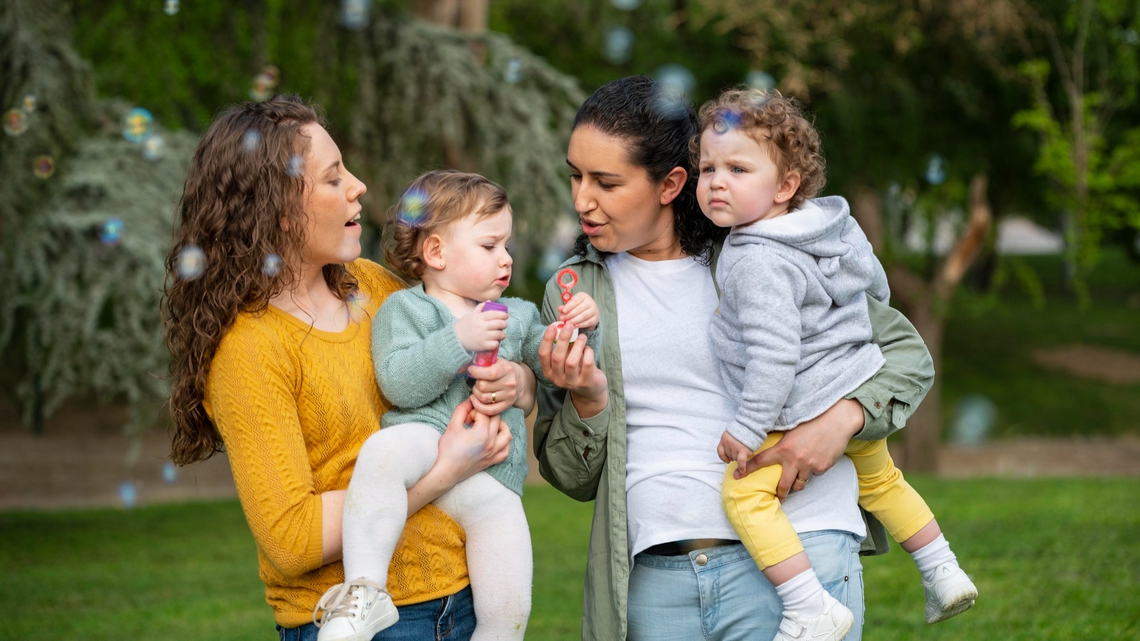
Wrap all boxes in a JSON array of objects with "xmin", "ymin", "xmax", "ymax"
[{"xmin": 899, "ymin": 304, "xmax": 943, "ymax": 473}]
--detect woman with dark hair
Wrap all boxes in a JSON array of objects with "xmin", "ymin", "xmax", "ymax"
[
  {"xmin": 534, "ymin": 76, "xmax": 935, "ymax": 640},
  {"xmin": 163, "ymin": 95, "xmax": 523, "ymax": 641}
]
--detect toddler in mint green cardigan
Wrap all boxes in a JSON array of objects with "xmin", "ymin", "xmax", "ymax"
[{"xmin": 318, "ymin": 170, "xmax": 597, "ymax": 641}]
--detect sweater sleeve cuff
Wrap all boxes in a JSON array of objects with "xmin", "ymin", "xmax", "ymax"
[
  {"xmin": 727, "ymin": 421, "xmax": 764, "ymax": 452},
  {"xmin": 304, "ymin": 495, "xmax": 325, "ymax": 574}
]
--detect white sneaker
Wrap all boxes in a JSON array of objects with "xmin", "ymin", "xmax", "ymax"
[
  {"xmin": 923, "ymin": 562, "xmax": 978, "ymax": 623},
  {"xmin": 313, "ymin": 578, "xmax": 399, "ymax": 641},
  {"xmin": 773, "ymin": 591, "xmax": 855, "ymax": 641}
]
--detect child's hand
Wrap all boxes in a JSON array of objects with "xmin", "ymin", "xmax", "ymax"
[
  {"xmin": 454, "ymin": 302, "xmax": 509, "ymax": 352},
  {"xmin": 559, "ymin": 292, "xmax": 599, "ymax": 330},
  {"xmin": 717, "ymin": 431, "xmax": 754, "ymax": 475}
]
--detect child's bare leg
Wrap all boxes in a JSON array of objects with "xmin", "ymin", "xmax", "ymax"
[{"xmin": 900, "ymin": 518, "xmax": 940, "ymax": 553}]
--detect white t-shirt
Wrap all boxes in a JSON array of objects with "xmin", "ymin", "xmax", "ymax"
[{"xmin": 607, "ymin": 252, "xmax": 866, "ymax": 559}]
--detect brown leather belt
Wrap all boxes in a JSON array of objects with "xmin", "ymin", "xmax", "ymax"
[{"xmin": 641, "ymin": 539, "xmax": 739, "ymax": 556}]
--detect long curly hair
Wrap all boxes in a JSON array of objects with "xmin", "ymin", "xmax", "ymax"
[
  {"xmin": 163, "ymin": 95, "xmax": 358, "ymax": 466},
  {"xmin": 570, "ymin": 75, "xmax": 727, "ymax": 263}
]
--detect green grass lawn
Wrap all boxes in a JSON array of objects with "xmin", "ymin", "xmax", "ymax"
[{"xmin": 2, "ymin": 481, "xmax": 1138, "ymax": 640}]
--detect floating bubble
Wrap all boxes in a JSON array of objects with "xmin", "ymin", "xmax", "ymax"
[
  {"xmin": 261, "ymin": 65, "xmax": 281, "ymax": 87},
  {"xmin": 397, "ymin": 187, "xmax": 429, "ymax": 227},
  {"xmin": 611, "ymin": 0, "xmax": 641, "ymax": 9},
  {"xmin": 33, "ymin": 155, "xmax": 55, "ymax": 179},
  {"xmin": 950, "ymin": 394, "xmax": 996, "ymax": 446},
  {"xmin": 119, "ymin": 482, "xmax": 138, "ymax": 508},
  {"xmin": 604, "ymin": 26, "xmax": 634, "ymax": 64},
  {"xmin": 122, "ymin": 107, "xmax": 153, "ymax": 143},
  {"xmin": 3, "ymin": 109, "xmax": 27, "ymax": 136},
  {"xmin": 241, "ymin": 129, "xmax": 261, "ymax": 153},
  {"xmin": 287, "ymin": 154, "xmax": 305, "ymax": 178},
  {"xmin": 1124, "ymin": 29, "xmax": 1140, "ymax": 45},
  {"xmin": 142, "ymin": 135, "xmax": 165, "ymax": 161},
  {"xmin": 176, "ymin": 244, "xmax": 206, "ymax": 280},
  {"xmin": 652, "ymin": 64, "xmax": 696, "ymax": 118},
  {"xmin": 925, "ymin": 154, "xmax": 946, "ymax": 185},
  {"xmin": 745, "ymin": 70, "xmax": 776, "ymax": 91},
  {"xmin": 22, "ymin": 95, "xmax": 36, "ymax": 113},
  {"xmin": 162, "ymin": 462, "xmax": 178, "ymax": 483},
  {"xmin": 99, "ymin": 217, "xmax": 125, "ymax": 246},
  {"xmin": 262, "ymin": 253, "xmax": 282, "ymax": 277},
  {"xmin": 250, "ymin": 75, "xmax": 274, "ymax": 102},
  {"xmin": 339, "ymin": 0, "xmax": 370, "ymax": 30},
  {"xmin": 348, "ymin": 291, "xmax": 369, "ymax": 321},
  {"xmin": 504, "ymin": 58, "xmax": 523, "ymax": 84},
  {"xmin": 164, "ymin": 0, "xmax": 179, "ymax": 15},
  {"xmin": 711, "ymin": 109, "xmax": 744, "ymax": 134}
]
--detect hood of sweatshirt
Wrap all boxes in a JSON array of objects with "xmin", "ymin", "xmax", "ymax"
[{"xmin": 727, "ymin": 195, "xmax": 887, "ymax": 304}]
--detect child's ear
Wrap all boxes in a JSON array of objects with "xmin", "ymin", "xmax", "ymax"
[
  {"xmin": 421, "ymin": 234, "xmax": 446, "ymax": 271},
  {"xmin": 774, "ymin": 171, "xmax": 802, "ymax": 205}
]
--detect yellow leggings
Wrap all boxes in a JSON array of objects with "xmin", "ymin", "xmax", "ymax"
[{"xmin": 722, "ymin": 432, "xmax": 935, "ymax": 570}]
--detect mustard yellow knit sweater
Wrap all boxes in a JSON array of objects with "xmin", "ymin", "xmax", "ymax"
[{"xmin": 204, "ymin": 259, "xmax": 469, "ymax": 628}]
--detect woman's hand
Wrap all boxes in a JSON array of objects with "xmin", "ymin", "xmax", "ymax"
[
  {"xmin": 538, "ymin": 322, "xmax": 608, "ymax": 419},
  {"xmin": 468, "ymin": 359, "xmax": 535, "ymax": 415},
  {"xmin": 559, "ymin": 292, "xmax": 600, "ymax": 331},
  {"xmin": 406, "ymin": 399, "xmax": 512, "ymax": 516},
  {"xmin": 736, "ymin": 399, "xmax": 864, "ymax": 498}
]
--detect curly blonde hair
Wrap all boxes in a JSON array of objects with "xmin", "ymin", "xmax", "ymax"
[
  {"xmin": 384, "ymin": 170, "xmax": 510, "ymax": 280},
  {"xmin": 691, "ymin": 88, "xmax": 826, "ymax": 210},
  {"xmin": 163, "ymin": 95, "xmax": 358, "ymax": 466}
]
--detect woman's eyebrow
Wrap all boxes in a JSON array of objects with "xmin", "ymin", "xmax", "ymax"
[{"xmin": 567, "ymin": 158, "xmax": 621, "ymax": 179}]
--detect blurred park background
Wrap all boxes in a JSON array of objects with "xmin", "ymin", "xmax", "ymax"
[{"xmin": 1, "ymin": 0, "xmax": 1138, "ymax": 638}]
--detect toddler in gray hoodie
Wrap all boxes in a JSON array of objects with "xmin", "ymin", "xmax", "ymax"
[{"xmin": 694, "ymin": 89, "xmax": 977, "ymax": 640}]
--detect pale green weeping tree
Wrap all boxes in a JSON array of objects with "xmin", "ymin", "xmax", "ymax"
[{"xmin": 0, "ymin": 0, "xmax": 584, "ymax": 437}]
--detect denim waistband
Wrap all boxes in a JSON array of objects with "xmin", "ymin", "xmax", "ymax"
[{"xmin": 634, "ymin": 541, "xmax": 751, "ymax": 571}]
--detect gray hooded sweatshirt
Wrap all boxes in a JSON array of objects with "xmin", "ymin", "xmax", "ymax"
[{"xmin": 710, "ymin": 195, "xmax": 890, "ymax": 450}]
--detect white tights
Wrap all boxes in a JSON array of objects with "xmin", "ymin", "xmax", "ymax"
[{"xmin": 342, "ymin": 423, "xmax": 532, "ymax": 641}]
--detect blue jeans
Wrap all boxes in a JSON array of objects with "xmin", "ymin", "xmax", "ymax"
[
  {"xmin": 277, "ymin": 586, "xmax": 476, "ymax": 641},
  {"xmin": 627, "ymin": 531, "xmax": 865, "ymax": 641}
]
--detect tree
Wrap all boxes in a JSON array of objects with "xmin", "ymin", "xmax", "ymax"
[{"xmin": 1, "ymin": 0, "xmax": 585, "ymax": 435}]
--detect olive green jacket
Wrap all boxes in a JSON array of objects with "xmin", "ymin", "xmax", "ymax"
[{"xmin": 534, "ymin": 244, "xmax": 935, "ymax": 641}]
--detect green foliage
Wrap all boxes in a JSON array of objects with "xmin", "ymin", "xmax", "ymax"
[
  {"xmin": 0, "ymin": 113, "xmax": 196, "ymax": 433},
  {"xmin": 3, "ymin": 481, "xmax": 1139, "ymax": 639}
]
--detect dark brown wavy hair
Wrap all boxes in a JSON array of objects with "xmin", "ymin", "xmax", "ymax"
[
  {"xmin": 692, "ymin": 88, "xmax": 826, "ymax": 211},
  {"xmin": 383, "ymin": 170, "xmax": 509, "ymax": 281},
  {"xmin": 163, "ymin": 95, "xmax": 358, "ymax": 466}
]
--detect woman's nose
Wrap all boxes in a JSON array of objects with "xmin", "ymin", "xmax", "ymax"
[
  {"xmin": 573, "ymin": 184, "xmax": 596, "ymax": 215},
  {"xmin": 347, "ymin": 171, "xmax": 367, "ymax": 201}
]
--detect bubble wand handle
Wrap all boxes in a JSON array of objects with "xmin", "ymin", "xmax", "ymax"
[{"xmin": 554, "ymin": 268, "xmax": 580, "ymax": 345}]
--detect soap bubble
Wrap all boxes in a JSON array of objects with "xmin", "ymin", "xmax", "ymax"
[
  {"xmin": 397, "ymin": 187, "xmax": 429, "ymax": 227},
  {"xmin": 142, "ymin": 135, "xmax": 165, "ymax": 161},
  {"xmin": 925, "ymin": 154, "xmax": 946, "ymax": 185},
  {"xmin": 99, "ymin": 217, "xmax": 125, "ymax": 246},
  {"xmin": 504, "ymin": 58, "xmax": 523, "ymax": 84},
  {"xmin": 287, "ymin": 154, "xmax": 305, "ymax": 178},
  {"xmin": 611, "ymin": 0, "xmax": 641, "ymax": 9},
  {"xmin": 262, "ymin": 253, "xmax": 282, "ymax": 277},
  {"xmin": 711, "ymin": 109, "xmax": 744, "ymax": 134},
  {"xmin": 3, "ymin": 109, "xmax": 27, "ymax": 136},
  {"xmin": 250, "ymin": 65, "xmax": 280, "ymax": 102},
  {"xmin": 162, "ymin": 462, "xmax": 178, "ymax": 483},
  {"xmin": 652, "ymin": 64, "xmax": 696, "ymax": 118},
  {"xmin": 164, "ymin": 0, "xmax": 179, "ymax": 15},
  {"xmin": 33, "ymin": 155, "xmax": 55, "ymax": 179},
  {"xmin": 241, "ymin": 129, "xmax": 261, "ymax": 153},
  {"xmin": 1123, "ymin": 29, "xmax": 1139, "ymax": 45},
  {"xmin": 745, "ymin": 70, "xmax": 776, "ymax": 91},
  {"xmin": 950, "ymin": 394, "xmax": 997, "ymax": 446},
  {"xmin": 348, "ymin": 291, "xmax": 369, "ymax": 321},
  {"xmin": 604, "ymin": 26, "xmax": 634, "ymax": 64},
  {"xmin": 119, "ymin": 482, "xmax": 138, "ymax": 508},
  {"xmin": 22, "ymin": 95, "xmax": 36, "ymax": 113},
  {"xmin": 339, "ymin": 0, "xmax": 370, "ymax": 30},
  {"xmin": 176, "ymin": 244, "xmax": 206, "ymax": 280},
  {"xmin": 122, "ymin": 107, "xmax": 153, "ymax": 143}
]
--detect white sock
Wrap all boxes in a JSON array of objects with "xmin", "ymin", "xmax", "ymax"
[
  {"xmin": 911, "ymin": 534, "xmax": 958, "ymax": 582},
  {"xmin": 775, "ymin": 569, "xmax": 826, "ymax": 618}
]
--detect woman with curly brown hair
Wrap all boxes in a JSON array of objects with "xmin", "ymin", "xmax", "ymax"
[{"xmin": 163, "ymin": 95, "xmax": 521, "ymax": 641}]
